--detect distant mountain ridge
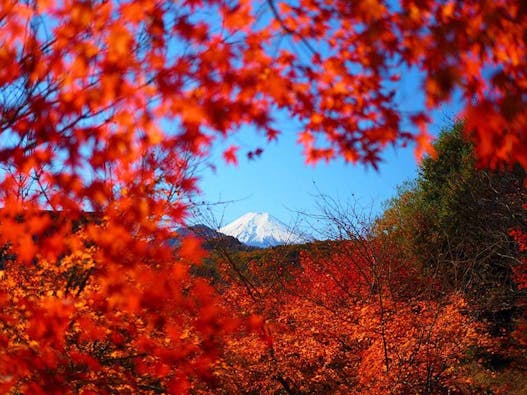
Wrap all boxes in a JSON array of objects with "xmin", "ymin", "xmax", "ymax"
[
  {"xmin": 219, "ymin": 212, "xmax": 305, "ymax": 248},
  {"xmin": 174, "ymin": 224, "xmax": 250, "ymax": 251},
  {"xmin": 176, "ymin": 224, "xmax": 227, "ymax": 240}
]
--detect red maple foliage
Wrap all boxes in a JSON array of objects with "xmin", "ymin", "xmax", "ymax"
[
  {"xmin": 0, "ymin": 0, "xmax": 525, "ymax": 392},
  {"xmin": 215, "ymin": 241, "xmax": 487, "ymax": 393}
]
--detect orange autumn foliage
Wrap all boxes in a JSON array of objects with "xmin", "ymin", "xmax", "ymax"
[
  {"xmin": 0, "ymin": 227, "xmax": 238, "ymax": 394},
  {"xmin": 0, "ymin": 0, "xmax": 525, "ymax": 392},
  {"xmin": 215, "ymin": 242, "xmax": 487, "ymax": 394}
]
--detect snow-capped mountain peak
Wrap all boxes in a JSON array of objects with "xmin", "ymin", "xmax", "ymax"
[{"xmin": 219, "ymin": 212, "xmax": 304, "ymax": 247}]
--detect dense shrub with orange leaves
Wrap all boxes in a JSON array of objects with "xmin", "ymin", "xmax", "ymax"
[
  {"xmin": 355, "ymin": 295, "xmax": 484, "ymax": 394},
  {"xmin": 217, "ymin": 292, "xmax": 361, "ymax": 394},
  {"xmin": 0, "ymin": 226, "xmax": 238, "ymax": 394},
  {"xmin": 213, "ymin": 240, "xmax": 488, "ymax": 394}
]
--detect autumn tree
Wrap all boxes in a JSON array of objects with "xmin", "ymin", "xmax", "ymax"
[
  {"xmin": 292, "ymin": 204, "xmax": 487, "ymax": 393},
  {"xmin": 213, "ymin": 235, "xmax": 487, "ymax": 393},
  {"xmin": 204, "ymin": 198, "xmax": 485, "ymax": 393}
]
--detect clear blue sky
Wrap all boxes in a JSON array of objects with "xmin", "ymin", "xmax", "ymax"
[
  {"xmin": 198, "ymin": 130, "xmax": 416, "ymax": 228},
  {"xmin": 193, "ymin": 68, "xmax": 463, "ymax": 233}
]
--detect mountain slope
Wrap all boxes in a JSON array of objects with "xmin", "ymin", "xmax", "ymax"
[
  {"xmin": 220, "ymin": 212, "xmax": 305, "ymax": 247},
  {"xmin": 173, "ymin": 224, "xmax": 250, "ymax": 251}
]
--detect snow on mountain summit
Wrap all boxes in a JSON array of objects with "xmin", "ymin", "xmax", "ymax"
[{"xmin": 219, "ymin": 212, "xmax": 304, "ymax": 247}]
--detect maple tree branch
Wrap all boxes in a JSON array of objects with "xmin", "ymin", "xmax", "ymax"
[
  {"xmin": 266, "ymin": 0, "xmax": 318, "ymax": 56},
  {"xmin": 219, "ymin": 247, "xmax": 261, "ymax": 302},
  {"xmin": 275, "ymin": 374, "xmax": 297, "ymax": 395}
]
